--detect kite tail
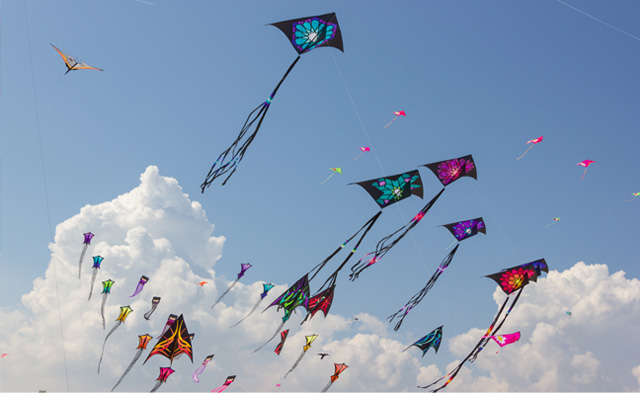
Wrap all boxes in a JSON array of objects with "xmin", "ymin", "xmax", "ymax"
[
  {"xmin": 252, "ymin": 320, "xmax": 285, "ymax": 353},
  {"xmin": 101, "ymin": 293, "xmax": 108, "ymax": 329},
  {"xmin": 516, "ymin": 144, "xmax": 534, "ymax": 160},
  {"xmin": 149, "ymin": 381, "xmax": 164, "ymax": 393},
  {"xmin": 320, "ymin": 173, "xmax": 335, "ymax": 184},
  {"xmin": 111, "ymin": 349, "xmax": 143, "ymax": 391},
  {"xmin": 79, "ymin": 244, "xmax": 89, "ymax": 279},
  {"xmin": 144, "ymin": 305, "xmax": 157, "ymax": 320},
  {"xmin": 580, "ymin": 168, "xmax": 587, "ymax": 180},
  {"xmin": 230, "ymin": 298, "xmax": 263, "ymax": 328},
  {"xmin": 211, "ymin": 279, "xmax": 239, "ymax": 309},
  {"xmin": 283, "ymin": 350, "xmax": 306, "ymax": 379},
  {"xmin": 200, "ymin": 56, "xmax": 301, "ymax": 191},
  {"xmin": 88, "ymin": 269, "xmax": 98, "ymax": 301},
  {"xmin": 321, "ymin": 382, "xmax": 333, "ymax": 392},
  {"xmin": 384, "ymin": 116, "xmax": 397, "ymax": 129},
  {"xmin": 98, "ymin": 321, "xmax": 121, "ymax": 373},
  {"xmin": 352, "ymin": 152, "xmax": 363, "ymax": 161},
  {"xmin": 350, "ymin": 188, "xmax": 445, "ymax": 281}
]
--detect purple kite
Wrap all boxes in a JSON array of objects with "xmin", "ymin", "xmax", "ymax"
[
  {"xmin": 193, "ymin": 354, "xmax": 214, "ymax": 383},
  {"xmin": 230, "ymin": 283, "xmax": 275, "ymax": 327},
  {"xmin": 130, "ymin": 275, "xmax": 149, "ymax": 298},
  {"xmin": 78, "ymin": 232, "xmax": 94, "ymax": 279},
  {"xmin": 212, "ymin": 263, "xmax": 252, "ymax": 309}
]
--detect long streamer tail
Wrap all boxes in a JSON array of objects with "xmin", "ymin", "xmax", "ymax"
[
  {"xmin": 580, "ymin": 168, "xmax": 587, "ymax": 180},
  {"xmin": 352, "ymin": 152, "xmax": 363, "ymax": 161},
  {"xmin": 252, "ymin": 320, "xmax": 285, "ymax": 354},
  {"xmin": 211, "ymin": 279, "xmax": 239, "ymax": 309},
  {"xmin": 384, "ymin": 116, "xmax": 397, "ymax": 129},
  {"xmin": 98, "ymin": 321, "xmax": 121, "ymax": 373},
  {"xmin": 200, "ymin": 56, "xmax": 300, "ymax": 191},
  {"xmin": 149, "ymin": 381, "xmax": 163, "ymax": 393},
  {"xmin": 88, "ymin": 269, "xmax": 98, "ymax": 301},
  {"xmin": 101, "ymin": 294, "xmax": 108, "ymax": 329},
  {"xmin": 283, "ymin": 350, "xmax": 306, "ymax": 379},
  {"xmin": 78, "ymin": 244, "xmax": 88, "ymax": 279},
  {"xmin": 230, "ymin": 298, "xmax": 262, "ymax": 328},
  {"xmin": 321, "ymin": 382, "xmax": 333, "ymax": 392},
  {"xmin": 516, "ymin": 145, "xmax": 534, "ymax": 160},
  {"xmin": 111, "ymin": 349, "xmax": 143, "ymax": 391}
]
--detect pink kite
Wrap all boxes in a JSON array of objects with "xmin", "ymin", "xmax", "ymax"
[
  {"xmin": 577, "ymin": 160, "xmax": 595, "ymax": 180},
  {"xmin": 353, "ymin": 147, "xmax": 370, "ymax": 161},
  {"xmin": 384, "ymin": 110, "xmax": 406, "ymax": 128},
  {"xmin": 490, "ymin": 332, "xmax": 520, "ymax": 347},
  {"xmin": 516, "ymin": 136, "xmax": 543, "ymax": 160}
]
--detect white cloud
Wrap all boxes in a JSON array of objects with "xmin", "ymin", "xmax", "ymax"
[{"xmin": 1, "ymin": 167, "xmax": 639, "ymax": 392}]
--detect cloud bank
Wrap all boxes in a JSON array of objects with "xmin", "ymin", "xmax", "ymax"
[{"xmin": 1, "ymin": 166, "xmax": 639, "ymax": 392}]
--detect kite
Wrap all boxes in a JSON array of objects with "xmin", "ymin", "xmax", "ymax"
[
  {"xmin": 566, "ymin": 311, "xmax": 572, "ymax": 317},
  {"xmin": 516, "ymin": 136, "xmax": 543, "ymax": 160},
  {"xmin": 211, "ymin": 375, "xmax": 236, "ymax": 393},
  {"xmin": 111, "ymin": 334, "xmax": 153, "ymax": 392},
  {"xmin": 321, "ymin": 168, "xmax": 342, "ymax": 184},
  {"xmin": 50, "ymin": 44, "xmax": 103, "ymax": 75},
  {"xmin": 161, "ymin": 314, "xmax": 178, "ymax": 336},
  {"xmin": 149, "ymin": 367, "xmax": 174, "ymax": 393},
  {"xmin": 422, "ymin": 154, "xmax": 477, "ymax": 187},
  {"xmin": 200, "ymin": 13, "xmax": 343, "ymax": 191},
  {"xmin": 130, "ymin": 275, "xmax": 149, "ymax": 298},
  {"xmin": 352, "ymin": 147, "xmax": 370, "ymax": 161},
  {"xmin": 199, "ymin": 281, "xmax": 208, "ymax": 286},
  {"xmin": 384, "ymin": 110, "xmax": 406, "ymax": 128},
  {"xmin": 144, "ymin": 314, "xmax": 193, "ymax": 366},
  {"xmin": 321, "ymin": 363, "xmax": 349, "ymax": 392},
  {"xmin": 100, "ymin": 279, "xmax": 115, "ymax": 329},
  {"xmin": 88, "ymin": 255, "xmax": 104, "ymax": 301},
  {"xmin": 577, "ymin": 159, "xmax": 595, "ymax": 180},
  {"xmin": 212, "ymin": 263, "xmax": 252, "ymax": 309},
  {"xmin": 318, "ymin": 352, "xmax": 330, "ymax": 359},
  {"xmin": 545, "ymin": 217, "xmax": 560, "ymax": 228},
  {"xmin": 489, "ymin": 331, "xmax": 520, "ymax": 348},
  {"xmin": 98, "ymin": 305, "xmax": 133, "ymax": 373},
  {"xmin": 627, "ymin": 192, "xmax": 640, "ymax": 202},
  {"xmin": 421, "ymin": 259, "xmax": 547, "ymax": 391},
  {"xmin": 193, "ymin": 354, "xmax": 214, "ymax": 383},
  {"xmin": 275, "ymin": 330, "xmax": 289, "ymax": 355},
  {"xmin": 283, "ymin": 334, "xmax": 318, "ymax": 379},
  {"xmin": 144, "ymin": 297, "xmax": 161, "ymax": 320},
  {"xmin": 403, "ymin": 326, "xmax": 443, "ymax": 357},
  {"xmin": 78, "ymin": 232, "xmax": 94, "ymax": 279},
  {"xmin": 1, "ymin": 353, "xmax": 9, "ymax": 358},
  {"xmin": 230, "ymin": 283, "xmax": 275, "ymax": 327}
]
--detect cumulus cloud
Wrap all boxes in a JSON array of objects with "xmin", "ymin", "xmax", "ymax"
[{"xmin": 1, "ymin": 166, "xmax": 639, "ymax": 392}]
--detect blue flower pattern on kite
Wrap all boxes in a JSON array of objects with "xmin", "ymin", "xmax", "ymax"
[
  {"xmin": 372, "ymin": 173, "xmax": 421, "ymax": 207},
  {"xmin": 293, "ymin": 18, "xmax": 337, "ymax": 53}
]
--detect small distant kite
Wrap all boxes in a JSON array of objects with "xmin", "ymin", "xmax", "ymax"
[
  {"xmin": 627, "ymin": 192, "xmax": 640, "ymax": 202},
  {"xmin": 321, "ymin": 363, "xmax": 349, "ymax": 392},
  {"xmin": 403, "ymin": 326, "xmax": 443, "ymax": 357},
  {"xmin": 275, "ymin": 329, "xmax": 289, "ymax": 355},
  {"xmin": 318, "ymin": 352, "xmax": 330, "ymax": 359},
  {"xmin": 98, "ymin": 306, "xmax": 133, "ymax": 373},
  {"xmin": 283, "ymin": 334, "xmax": 318, "ymax": 379},
  {"xmin": 384, "ymin": 110, "xmax": 405, "ymax": 128},
  {"xmin": 566, "ymin": 311, "xmax": 572, "ymax": 317},
  {"xmin": 545, "ymin": 217, "xmax": 560, "ymax": 228},
  {"xmin": 129, "ymin": 275, "xmax": 149, "ymax": 298},
  {"xmin": 1, "ymin": 353, "xmax": 8, "ymax": 358},
  {"xmin": 51, "ymin": 44, "xmax": 103, "ymax": 75},
  {"xmin": 353, "ymin": 147, "xmax": 370, "ymax": 161},
  {"xmin": 143, "ymin": 297, "xmax": 161, "ymax": 321},
  {"xmin": 100, "ymin": 279, "xmax": 115, "ymax": 329},
  {"xmin": 321, "ymin": 168, "xmax": 342, "ymax": 184},
  {"xmin": 198, "ymin": 281, "xmax": 208, "ymax": 286},
  {"xmin": 516, "ymin": 136, "xmax": 543, "ymax": 160},
  {"xmin": 78, "ymin": 232, "xmax": 94, "ymax": 279},
  {"xmin": 211, "ymin": 375, "xmax": 236, "ymax": 393},
  {"xmin": 577, "ymin": 160, "xmax": 595, "ymax": 180},
  {"xmin": 150, "ymin": 367, "xmax": 174, "ymax": 393},
  {"xmin": 193, "ymin": 354, "xmax": 214, "ymax": 383},
  {"xmin": 111, "ymin": 334, "xmax": 153, "ymax": 392},
  {"xmin": 88, "ymin": 256, "xmax": 104, "ymax": 301},
  {"xmin": 212, "ymin": 263, "xmax": 252, "ymax": 309}
]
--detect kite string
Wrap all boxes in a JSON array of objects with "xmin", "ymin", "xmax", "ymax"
[
  {"xmin": 556, "ymin": 0, "xmax": 640, "ymax": 42},
  {"xmin": 329, "ymin": 51, "xmax": 462, "ymax": 338},
  {"xmin": 23, "ymin": 1, "xmax": 70, "ymax": 391}
]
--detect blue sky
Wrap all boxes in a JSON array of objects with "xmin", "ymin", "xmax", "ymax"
[{"xmin": 1, "ymin": 0, "xmax": 640, "ymax": 392}]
